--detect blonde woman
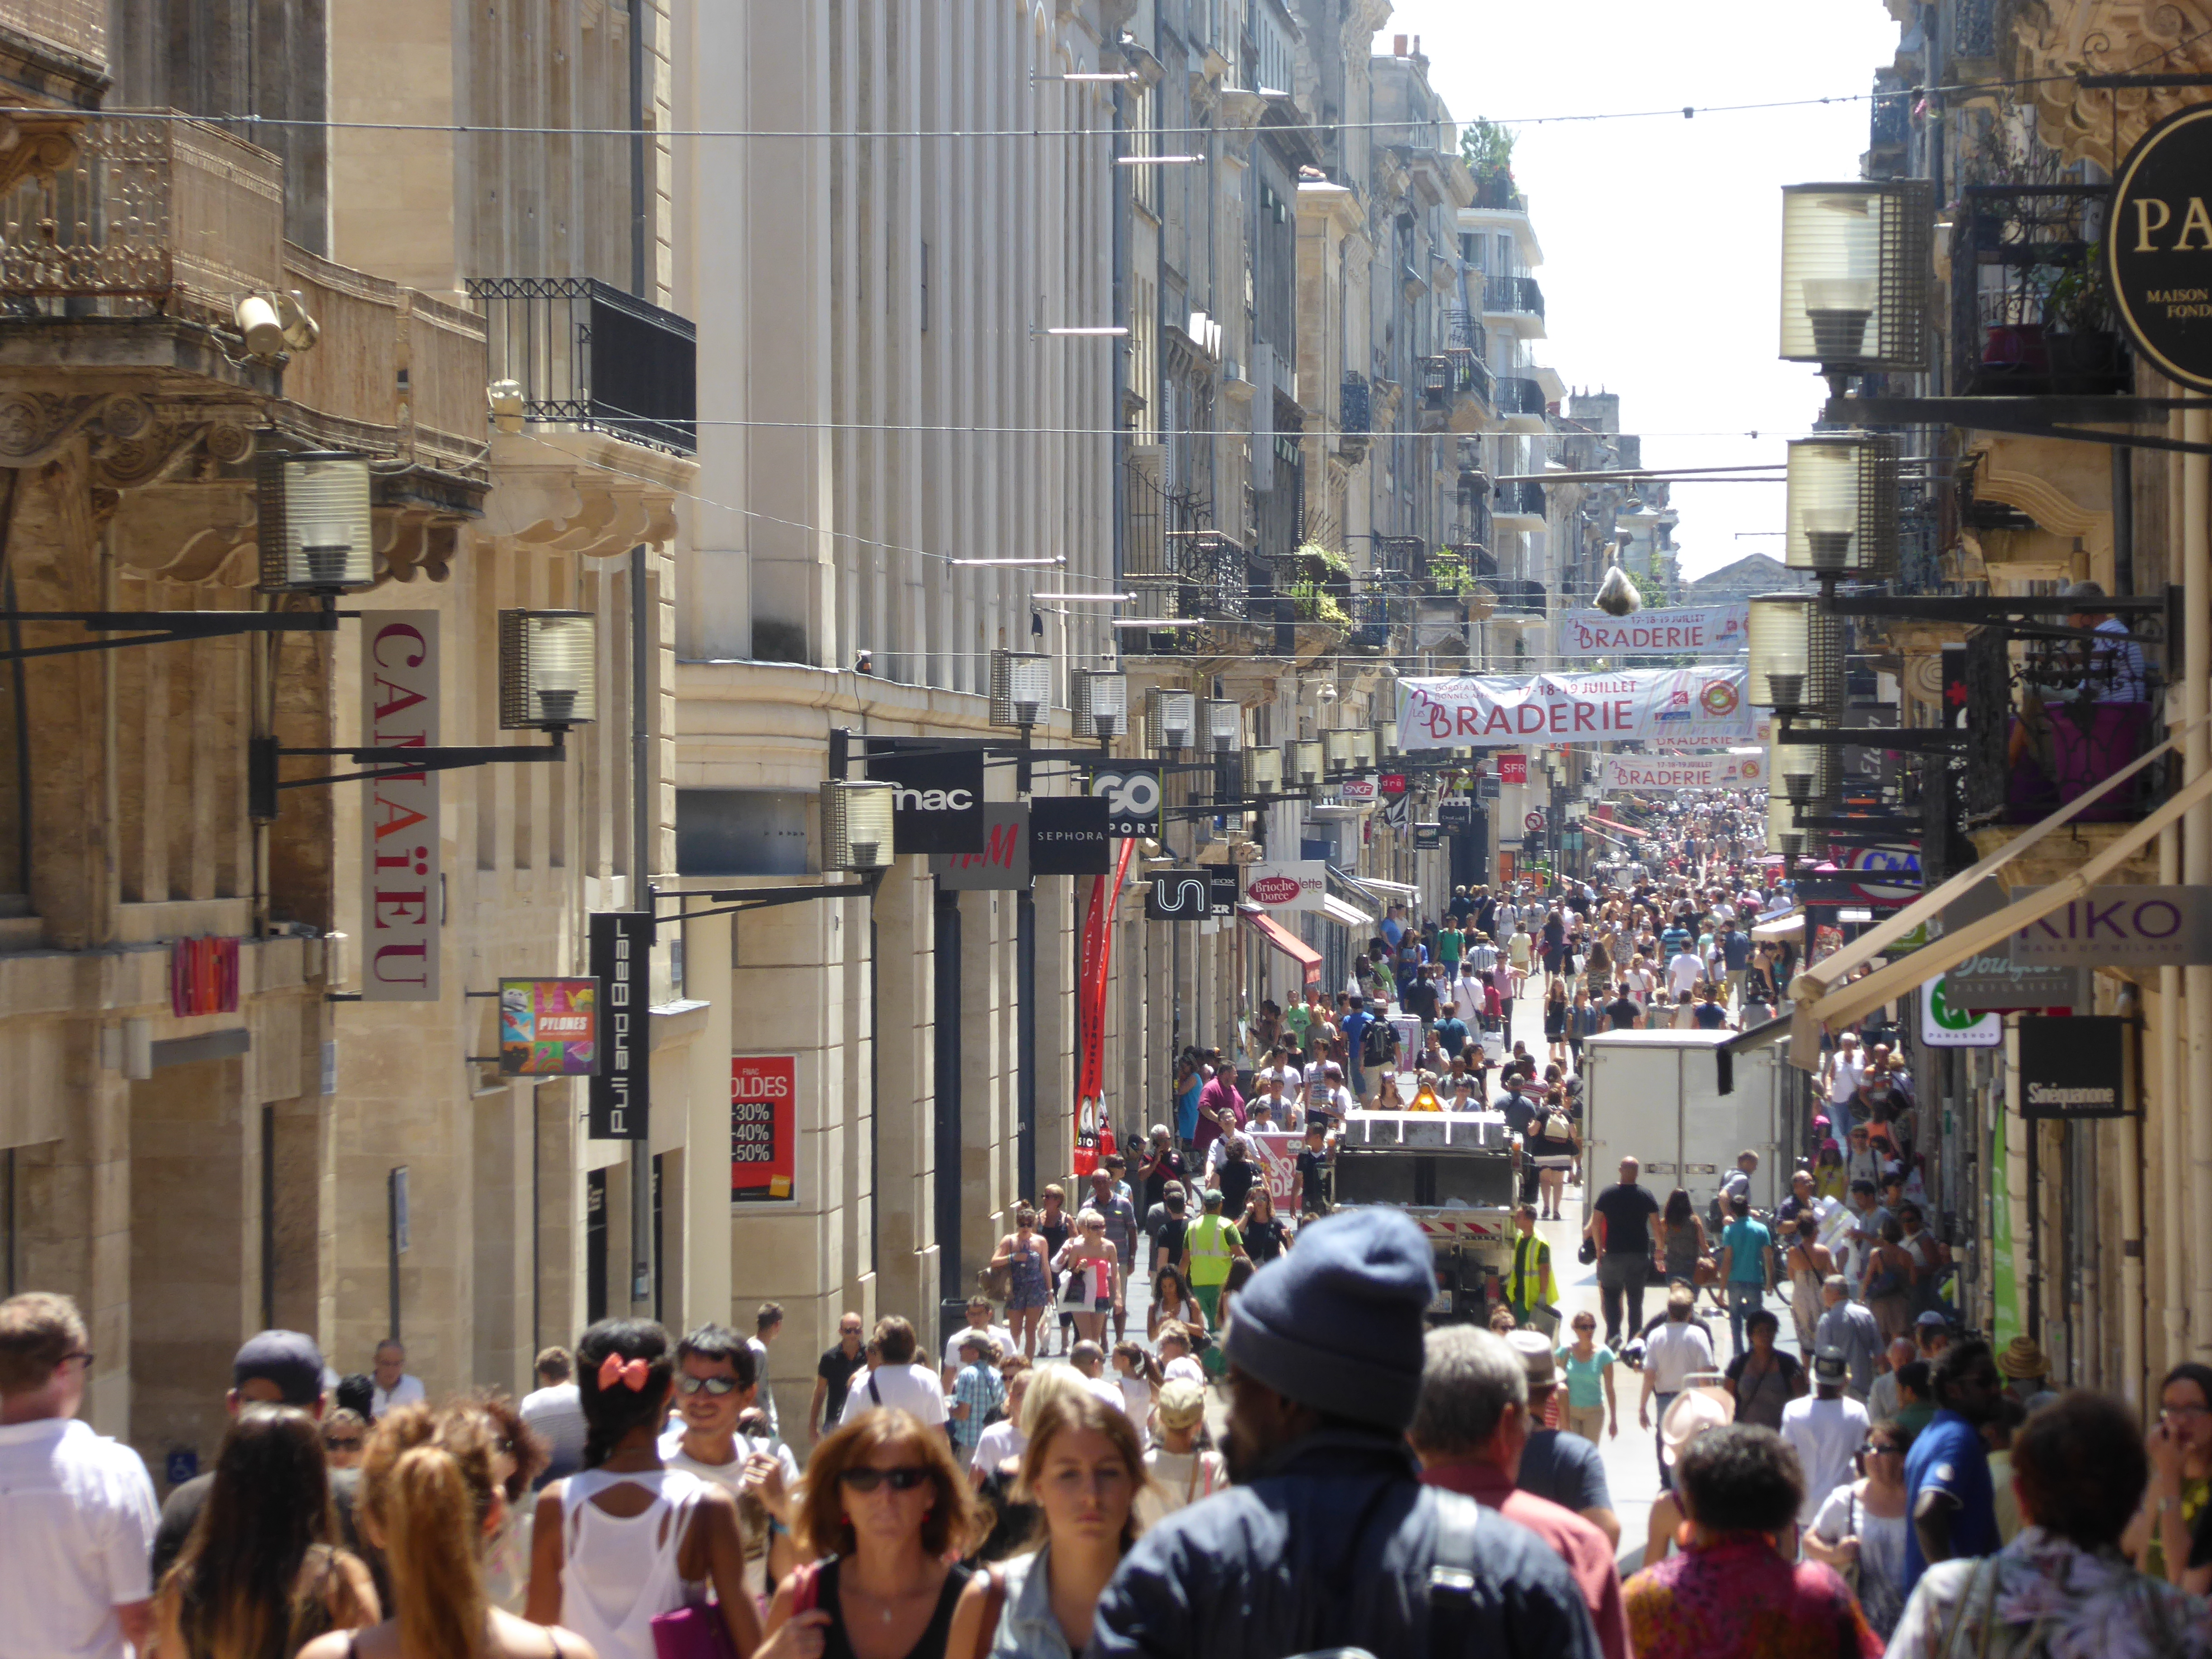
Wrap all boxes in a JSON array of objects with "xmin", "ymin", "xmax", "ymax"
[
  {"xmin": 298, "ymin": 1401, "xmax": 595, "ymax": 1659},
  {"xmin": 946, "ymin": 1391, "xmax": 1152, "ymax": 1659}
]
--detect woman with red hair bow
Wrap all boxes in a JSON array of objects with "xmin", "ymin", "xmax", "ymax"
[{"xmin": 527, "ymin": 1319, "xmax": 762, "ymax": 1659}]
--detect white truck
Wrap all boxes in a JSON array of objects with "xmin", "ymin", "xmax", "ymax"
[
  {"xmin": 1578, "ymin": 1028, "xmax": 1789, "ymax": 1226},
  {"xmin": 1331, "ymin": 1111, "xmax": 1521, "ymax": 1322}
]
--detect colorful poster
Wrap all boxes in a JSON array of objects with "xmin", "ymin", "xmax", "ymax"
[
  {"xmin": 499, "ymin": 978, "xmax": 598, "ymax": 1075},
  {"xmin": 1250, "ymin": 1131, "xmax": 1307, "ymax": 1216},
  {"xmin": 1556, "ymin": 602, "xmax": 1748, "ymax": 656},
  {"xmin": 1397, "ymin": 668, "xmax": 1754, "ymax": 750},
  {"xmin": 1599, "ymin": 751, "xmax": 1766, "ymax": 792},
  {"xmin": 731, "ymin": 1055, "xmax": 797, "ymax": 1202},
  {"xmin": 1990, "ymin": 1107, "xmax": 2020, "ymax": 1349}
]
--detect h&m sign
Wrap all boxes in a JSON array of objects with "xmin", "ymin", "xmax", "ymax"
[{"xmin": 931, "ymin": 803, "xmax": 1031, "ymax": 890}]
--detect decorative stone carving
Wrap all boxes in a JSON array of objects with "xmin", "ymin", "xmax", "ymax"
[{"xmin": 0, "ymin": 110, "xmax": 86, "ymax": 200}]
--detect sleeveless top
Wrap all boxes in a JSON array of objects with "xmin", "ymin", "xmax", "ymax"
[
  {"xmin": 558, "ymin": 1467, "xmax": 711, "ymax": 1659},
  {"xmin": 1662, "ymin": 1218, "xmax": 1702, "ymax": 1280},
  {"xmin": 815, "ymin": 1556, "xmax": 972, "ymax": 1659}
]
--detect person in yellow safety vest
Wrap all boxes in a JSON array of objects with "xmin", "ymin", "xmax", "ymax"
[
  {"xmin": 1506, "ymin": 1203, "xmax": 1561, "ymax": 1331},
  {"xmin": 1181, "ymin": 1187, "xmax": 1250, "ymax": 1329}
]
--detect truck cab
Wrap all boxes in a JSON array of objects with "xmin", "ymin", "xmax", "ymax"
[{"xmin": 1331, "ymin": 1111, "xmax": 1520, "ymax": 1321}]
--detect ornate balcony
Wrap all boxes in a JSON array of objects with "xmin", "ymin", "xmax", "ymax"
[
  {"xmin": 1950, "ymin": 185, "xmax": 2128, "ymax": 400},
  {"xmin": 469, "ymin": 276, "xmax": 698, "ymax": 456}
]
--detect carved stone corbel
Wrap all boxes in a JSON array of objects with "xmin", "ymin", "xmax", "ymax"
[{"xmin": 0, "ymin": 110, "xmax": 86, "ymax": 199}]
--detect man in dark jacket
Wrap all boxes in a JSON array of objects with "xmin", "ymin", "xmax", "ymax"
[{"xmin": 1090, "ymin": 1209, "xmax": 1602, "ymax": 1659}]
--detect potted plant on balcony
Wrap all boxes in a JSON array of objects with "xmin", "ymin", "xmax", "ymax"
[
  {"xmin": 1287, "ymin": 579, "xmax": 1350, "ymax": 629},
  {"xmin": 2042, "ymin": 247, "xmax": 2127, "ymax": 396},
  {"xmin": 1426, "ymin": 553, "xmax": 1476, "ymax": 597}
]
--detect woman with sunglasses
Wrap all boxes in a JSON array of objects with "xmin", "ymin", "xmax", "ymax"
[
  {"xmin": 756, "ymin": 1409, "xmax": 984, "ymax": 1659},
  {"xmin": 946, "ymin": 1391, "xmax": 1152, "ymax": 1659},
  {"xmin": 1556, "ymin": 1313, "xmax": 1619, "ymax": 1444},
  {"xmin": 2125, "ymin": 1360, "xmax": 2212, "ymax": 1585},
  {"xmin": 526, "ymin": 1320, "xmax": 761, "ymax": 1659},
  {"xmin": 988, "ymin": 1206, "xmax": 1052, "ymax": 1362},
  {"xmin": 1802, "ymin": 1420, "xmax": 1913, "ymax": 1640}
]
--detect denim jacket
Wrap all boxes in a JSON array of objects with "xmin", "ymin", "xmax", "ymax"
[
  {"xmin": 990, "ymin": 1548, "xmax": 1071, "ymax": 1659},
  {"xmin": 1087, "ymin": 1430, "xmax": 1601, "ymax": 1659}
]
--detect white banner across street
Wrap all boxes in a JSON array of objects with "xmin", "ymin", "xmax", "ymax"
[
  {"xmin": 1556, "ymin": 602, "xmax": 1748, "ymax": 656},
  {"xmin": 1396, "ymin": 667, "xmax": 1756, "ymax": 750},
  {"xmin": 1599, "ymin": 751, "xmax": 1767, "ymax": 792}
]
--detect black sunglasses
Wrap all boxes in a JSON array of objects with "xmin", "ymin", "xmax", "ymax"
[
  {"xmin": 675, "ymin": 1374, "xmax": 740, "ymax": 1397},
  {"xmin": 324, "ymin": 1435, "xmax": 365, "ymax": 1452},
  {"xmin": 839, "ymin": 1465, "xmax": 932, "ymax": 1494}
]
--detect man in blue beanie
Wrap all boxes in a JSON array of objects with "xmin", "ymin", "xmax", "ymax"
[{"xmin": 1091, "ymin": 1208, "xmax": 1602, "ymax": 1659}]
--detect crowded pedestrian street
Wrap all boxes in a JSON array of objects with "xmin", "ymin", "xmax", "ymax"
[{"xmin": 5, "ymin": 0, "xmax": 2211, "ymax": 1654}]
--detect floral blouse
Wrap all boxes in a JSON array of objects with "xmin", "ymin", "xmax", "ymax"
[
  {"xmin": 1887, "ymin": 1528, "xmax": 2212, "ymax": 1659},
  {"xmin": 1623, "ymin": 1534, "xmax": 1882, "ymax": 1659}
]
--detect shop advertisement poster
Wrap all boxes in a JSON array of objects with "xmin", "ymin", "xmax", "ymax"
[
  {"xmin": 731, "ymin": 1054, "xmax": 798, "ymax": 1203},
  {"xmin": 1397, "ymin": 667, "xmax": 1754, "ymax": 750},
  {"xmin": 1250, "ymin": 1131, "xmax": 1306, "ymax": 1216},
  {"xmin": 500, "ymin": 978, "xmax": 599, "ymax": 1074}
]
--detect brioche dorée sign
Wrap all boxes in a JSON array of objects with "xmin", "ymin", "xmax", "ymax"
[
  {"xmin": 363, "ymin": 612, "xmax": 439, "ymax": 1002},
  {"xmin": 1243, "ymin": 859, "xmax": 1324, "ymax": 914}
]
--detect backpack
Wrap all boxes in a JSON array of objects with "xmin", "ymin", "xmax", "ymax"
[{"xmin": 1363, "ymin": 1018, "xmax": 1396, "ymax": 1068}]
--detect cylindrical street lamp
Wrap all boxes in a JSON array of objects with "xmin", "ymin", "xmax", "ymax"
[
  {"xmin": 1747, "ymin": 595, "xmax": 1815, "ymax": 712},
  {"xmin": 989, "ymin": 648, "xmax": 1051, "ymax": 728},
  {"xmin": 258, "ymin": 451, "xmax": 373, "ymax": 591},
  {"xmin": 1203, "ymin": 697, "xmax": 1242, "ymax": 753},
  {"xmin": 1144, "ymin": 687, "xmax": 1196, "ymax": 752},
  {"xmin": 1778, "ymin": 181, "xmax": 1932, "ymax": 372},
  {"xmin": 1287, "ymin": 738, "xmax": 1326, "ymax": 788},
  {"xmin": 1322, "ymin": 727, "xmax": 1356, "ymax": 774},
  {"xmin": 1242, "ymin": 744, "xmax": 1283, "ymax": 798},
  {"xmin": 1350, "ymin": 729, "xmax": 1378, "ymax": 771},
  {"xmin": 1072, "ymin": 669, "xmax": 1129, "ymax": 739},
  {"xmin": 822, "ymin": 779, "xmax": 897, "ymax": 870},
  {"xmin": 498, "ymin": 610, "xmax": 597, "ymax": 729}
]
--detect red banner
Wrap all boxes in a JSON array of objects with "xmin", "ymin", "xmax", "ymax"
[
  {"xmin": 731, "ymin": 1055, "xmax": 797, "ymax": 1202},
  {"xmin": 1499, "ymin": 753, "xmax": 1528, "ymax": 785},
  {"xmin": 1074, "ymin": 838, "xmax": 1135, "ymax": 1166}
]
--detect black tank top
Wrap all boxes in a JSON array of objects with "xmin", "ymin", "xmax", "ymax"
[{"xmin": 818, "ymin": 1558, "xmax": 974, "ymax": 1659}]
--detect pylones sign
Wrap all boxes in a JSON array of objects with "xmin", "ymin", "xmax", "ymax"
[
  {"xmin": 364, "ymin": 611, "xmax": 439, "ymax": 1001},
  {"xmin": 1396, "ymin": 667, "xmax": 1755, "ymax": 750},
  {"xmin": 1556, "ymin": 603, "xmax": 1748, "ymax": 656}
]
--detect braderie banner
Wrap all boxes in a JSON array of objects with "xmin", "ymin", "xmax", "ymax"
[
  {"xmin": 1556, "ymin": 602, "xmax": 1748, "ymax": 656},
  {"xmin": 1598, "ymin": 751, "xmax": 1766, "ymax": 792},
  {"xmin": 1397, "ymin": 667, "xmax": 1755, "ymax": 750}
]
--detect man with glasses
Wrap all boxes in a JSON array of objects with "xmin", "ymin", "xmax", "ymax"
[
  {"xmin": 809, "ymin": 1312, "xmax": 868, "ymax": 1444},
  {"xmin": 660, "ymin": 1323, "xmax": 801, "ymax": 1607},
  {"xmin": 1902, "ymin": 1337, "xmax": 2005, "ymax": 1595},
  {"xmin": 0, "ymin": 1292, "xmax": 157, "ymax": 1659},
  {"xmin": 839, "ymin": 1316, "xmax": 949, "ymax": 1428},
  {"xmin": 319, "ymin": 1408, "xmax": 369, "ymax": 1471}
]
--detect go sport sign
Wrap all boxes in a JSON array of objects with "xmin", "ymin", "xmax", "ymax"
[
  {"xmin": 2110, "ymin": 104, "xmax": 2212, "ymax": 391},
  {"xmin": 1396, "ymin": 667, "xmax": 1755, "ymax": 750}
]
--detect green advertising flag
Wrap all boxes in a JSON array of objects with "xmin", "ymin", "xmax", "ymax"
[{"xmin": 1990, "ymin": 1107, "xmax": 2020, "ymax": 1348}]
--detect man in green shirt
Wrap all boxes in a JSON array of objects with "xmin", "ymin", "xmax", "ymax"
[
  {"xmin": 1716, "ymin": 1193, "xmax": 1775, "ymax": 1360},
  {"xmin": 1436, "ymin": 921, "xmax": 1464, "ymax": 972},
  {"xmin": 1281, "ymin": 997, "xmax": 1314, "ymax": 1048}
]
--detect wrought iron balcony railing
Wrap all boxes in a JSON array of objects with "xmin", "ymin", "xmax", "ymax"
[
  {"xmin": 1495, "ymin": 375, "xmax": 1548, "ymax": 419},
  {"xmin": 1373, "ymin": 535, "xmax": 1427, "ymax": 582},
  {"xmin": 0, "ymin": 111, "xmax": 284, "ymax": 322},
  {"xmin": 1493, "ymin": 478, "xmax": 1546, "ymax": 518},
  {"xmin": 1340, "ymin": 371, "xmax": 1371, "ymax": 435},
  {"xmin": 1484, "ymin": 273, "xmax": 1545, "ymax": 320},
  {"xmin": 1448, "ymin": 306, "xmax": 1487, "ymax": 355},
  {"xmin": 1950, "ymin": 185, "xmax": 2128, "ymax": 401},
  {"xmin": 1487, "ymin": 576, "xmax": 1547, "ymax": 615},
  {"xmin": 469, "ymin": 276, "xmax": 699, "ymax": 455}
]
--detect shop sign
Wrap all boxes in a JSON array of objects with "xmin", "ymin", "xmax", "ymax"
[
  {"xmin": 2018, "ymin": 1015, "xmax": 2130, "ymax": 1120},
  {"xmin": 1207, "ymin": 867, "xmax": 1239, "ymax": 917},
  {"xmin": 2109, "ymin": 103, "xmax": 2212, "ymax": 392},
  {"xmin": 1249, "ymin": 1130, "xmax": 1307, "ymax": 1214},
  {"xmin": 588, "ymin": 913, "xmax": 651, "ymax": 1139},
  {"xmin": 931, "ymin": 802, "xmax": 1031, "ymax": 890},
  {"xmin": 2010, "ymin": 885, "xmax": 2212, "ymax": 967},
  {"xmin": 1921, "ymin": 975, "xmax": 2001, "ymax": 1048},
  {"xmin": 500, "ymin": 978, "xmax": 599, "ymax": 1074},
  {"xmin": 869, "ymin": 749, "xmax": 986, "ymax": 854},
  {"xmin": 731, "ymin": 1055, "xmax": 797, "ymax": 1202},
  {"xmin": 1499, "ymin": 752, "xmax": 1528, "ymax": 785},
  {"xmin": 1146, "ymin": 868, "xmax": 1214, "ymax": 920},
  {"xmin": 1378, "ymin": 773, "xmax": 1407, "ymax": 795},
  {"xmin": 1413, "ymin": 822, "xmax": 1443, "ymax": 850},
  {"xmin": 1397, "ymin": 667, "xmax": 1753, "ymax": 750},
  {"xmin": 1088, "ymin": 765, "xmax": 1162, "ymax": 837},
  {"xmin": 1029, "ymin": 796, "xmax": 1111, "ymax": 874},
  {"xmin": 1339, "ymin": 774, "xmax": 1379, "ymax": 802},
  {"xmin": 1438, "ymin": 797, "xmax": 1473, "ymax": 826},
  {"xmin": 363, "ymin": 611, "xmax": 439, "ymax": 1001},
  {"xmin": 1936, "ymin": 880, "xmax": 2086, "ymax": 1012},
  {"xmin": 1243, "ymin": 859, "xmax": 1324, "ymax": 914},
  {"xmin": 1557, "ymin": 602, "xmax": 1748, "ymax": 656}
]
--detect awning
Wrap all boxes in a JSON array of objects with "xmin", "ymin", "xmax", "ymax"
[
  {"xmin": 1345, "ymin": 874, "xmax": 1420, "ymax": 900},
  {"xmin": 1320, "ymin": 893, "xmax": 1374, "ymax": 930},
  {"xmin": 1751, "ymin": 912, "xmax": 1805, "ymax": 942},
  {"xmin": 1787, "ymin": 714, "xmax": 2212, "ymax": 1064},
  {"xmin": 1241, "ymin": 906, "xmax": 1323, "ymax": 986}
]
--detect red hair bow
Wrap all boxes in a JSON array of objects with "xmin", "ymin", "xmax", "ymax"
[{"xmin": 597, "ymin": 1353, "xmax": 651, "ymax": 1392}]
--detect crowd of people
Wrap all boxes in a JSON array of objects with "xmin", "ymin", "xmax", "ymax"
[{"xmin": 8, "ymin": 800, "xmax": 2207, "ymax": 1658}]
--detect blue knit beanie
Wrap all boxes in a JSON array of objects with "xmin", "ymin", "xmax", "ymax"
[{"xmin": 1221, "ymin": 1206, "xmax": 1437, "ymax": 1430}]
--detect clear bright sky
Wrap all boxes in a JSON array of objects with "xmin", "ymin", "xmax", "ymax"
[{"xmin": 1383, "ymin": 0, "xmax": 1903, "ymax": 581}]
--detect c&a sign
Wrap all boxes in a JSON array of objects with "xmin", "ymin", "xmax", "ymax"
[{"xmin": 363, "ymin": 611, "xmax": 439, "ymax": 1001}]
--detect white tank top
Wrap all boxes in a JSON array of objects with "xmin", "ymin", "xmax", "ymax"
[{"xmin": 558, "ymin": 1467, "xmax": 709, "ymax": 1659}]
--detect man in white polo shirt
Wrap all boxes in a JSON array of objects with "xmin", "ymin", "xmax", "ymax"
[
  {"xmin": 840, "ymin": 1315, "xmax": 948, "ymax": 1428},
  {"xmin": 0, "ymin": 1292, "xmax": 159, "ymax": 1659}
]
